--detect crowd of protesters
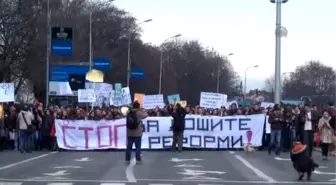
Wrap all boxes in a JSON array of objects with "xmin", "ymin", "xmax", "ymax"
[{"xmin": 0, "ymin": 101, "xmax": 335, "ymax": 159}]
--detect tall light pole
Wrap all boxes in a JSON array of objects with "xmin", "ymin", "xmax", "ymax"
[
  {"xmin": 217, "ymin": 53, "xmax": 233, "ymax": 93},
  {"xmin": 89, "ymin": 12, "xmax": 93, "ymax": 70},
  {"xmin": 271, "ymin": 0, "xmax": 288, "ymax": 104},
  {"xmin": 244, "ymin": 65, "xmax": 259, "ymax": 101},
  {"xmin": 159, "ymin": 34, "xmax": 182, "ymax": 94},
  {"xmin": 126, "ymin": 19, "xmax": 152, "ymax": 87},
  {"xmin": 46, "ymin": 0, "xmax": 51, "ymax": 105}
]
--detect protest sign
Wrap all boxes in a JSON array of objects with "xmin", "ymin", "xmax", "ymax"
[
  {"xmin": 92, "ymin": 83, "xmax": 113, "ymax": 107},
  {"xmin": 167, "ymin": 94, "xmax": 180, "ymax": 104},
  {"xmin": 0, "ymin": 83, "xmax": 15, "ymax": 102},
  {"xmin": 143, "ymin": 94, "xmax": 164, "ymax": 109},
  {"xmin": 134, "ymin": 93, "xmax": 145, "ymax": 107},
  {"xmin": 78, "ymin": 89, "xmax": 96, "ymax": 103},
  {"xmin": 200, "ymin": 92, "xmax": 227, "ymax": 108},
  {"xmin": 176, "ymin": 100, "xmax": 187, "ymax": 108},
  {"xmin": 261, "ymin": 102, "xmax": 274, "ymax": 108}
]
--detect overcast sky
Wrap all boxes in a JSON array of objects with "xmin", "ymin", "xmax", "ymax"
[{"xmin": 114, "ymin": 0, "xmax": 336, "ymax": 90}]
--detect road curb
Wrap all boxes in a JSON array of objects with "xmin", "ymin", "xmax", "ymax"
[{"xmin": 314, "ymin": 147, "xmax": 336, "ymax": 156}]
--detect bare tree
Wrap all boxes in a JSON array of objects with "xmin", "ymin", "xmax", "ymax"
[
  {"xmin": 263, "ymin": 75, "xmax": 275, "ymax": 92},
  {"xmin": 283, "ymin": 60, "xmax": 336, "ymax": 99}
]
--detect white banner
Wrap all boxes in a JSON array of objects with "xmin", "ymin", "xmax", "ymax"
[
  {"xmin": 0, "ymin": 83, "xmax": 15, "ymax": 102},
  {"xmin": 56, "ymin": 114, "xmax": 266, "ymax": 150}
]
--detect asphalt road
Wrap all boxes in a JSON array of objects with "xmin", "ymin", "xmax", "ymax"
[{"xmin": 0, "ymin": 150, "xmax": 335, "ymax": 185}]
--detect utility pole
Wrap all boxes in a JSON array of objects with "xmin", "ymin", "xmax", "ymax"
[{"xmin": 271, "ymin": 0, "xmax": 288, "ymax": 104}]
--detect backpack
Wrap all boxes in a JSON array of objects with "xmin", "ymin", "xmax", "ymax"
[{"xmin": 126, "ymin": 110, "xmax": 139, "ymax": 130}]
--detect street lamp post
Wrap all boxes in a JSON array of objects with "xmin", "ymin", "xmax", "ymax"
[
  {"xmin": 244, "ymin": 65, "xmax": 259, "ymax": 101},
  {"xmin": 127, "ymin": 19, "xmax": 152, "ymax": 87},
  {"xmin": 45, "ymin": 0, "xmax": 51, "ymax": 105},
  {"xmin": 89, "ymin": 12, "xmax": 93, "ymax": 70},
  {"xmin": 158, "ymin": 34, "xmax": 182, "ymax": 94},
  {"xmin": 271, "ymin": 0, "xmax": 288, "ymax": 104},
  {"xmin": 216, "ymin": 53, "xmax": 233, "ymax": 93}
]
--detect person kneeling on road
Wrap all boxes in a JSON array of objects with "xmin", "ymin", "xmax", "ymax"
[{"xmin": 290, "ymin": 142, "xmax": 319, "ymax": 181}]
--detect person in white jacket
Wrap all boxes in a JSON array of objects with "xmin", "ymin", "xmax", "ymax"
[{"xmin": 17, "ymin": 105, "xmax": 34, "ymax": 153}]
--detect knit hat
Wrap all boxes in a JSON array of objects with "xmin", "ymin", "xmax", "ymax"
[{"xmin": 291, "ymin": 144, "xmax": 307, "ymax": 154}]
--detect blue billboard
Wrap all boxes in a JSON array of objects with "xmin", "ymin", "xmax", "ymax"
[
  {"xmin": 51, "ymin": 27, "xmax": 73, "ymax": 56},
  {"xmin": 93, "ymin": 58, "xmax": 111, "ymax": 71},
  {"xmin": 50, "ymin": 65, "xmax": 89, "ymax": 82},
  {"xmin": 131, "ymin": 69, "xmax": 144, "ymax": 79}
]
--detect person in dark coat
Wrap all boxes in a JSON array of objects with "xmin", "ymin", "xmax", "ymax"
[
  {"xmin": 268, "ymin": 106, "xmax": 284, "ymax": 155},
  {"xmin": 171, "ymin": 103, "xmax": 186, "ymax": 152},
  {"xmin": 290, "ymin": 143, "xmax": 319, "ymax": 181}
]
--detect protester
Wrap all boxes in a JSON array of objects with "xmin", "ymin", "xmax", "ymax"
[
  {"xmin": 0, "ymin": 117, "xmax": 5, "ymax": 151},
  {"xmin": 282, "ymin": 107, "xmax": 293, "ymax": 151},
  {"xmin": 171, "ymin": 103, "xmax": 186, "ymax": 152},
  {"xmin": 318, "ymin": 110, "xmax": 333, "ymax": 160},
  {"xmin": 17, "ymin": 105, "xmax": 34, "ymax": 153},
  {"xmin": 268, "ymin": 105, "xmax": 283, "ymax": 155},
  {"xmin": 40, "ymin": 109, "xmax": 54, "ymax": 150},
  {"xmin": 5, "ymin": 106, "xmax": 18, "ymax": 150},
  {"xmin": 301, "ymin": 104, "xmax": 317, "ymax": 157},
  {"xmin": 0, "ymin": 100, "xmax": 334, "ymax": 159},
  {"xmin": 125, "ymin": 101, "xmax": 148, "ymax": 165},
  {"xmin": 290, "ymin": 143, "xmax": 319, "ymax": 181}
]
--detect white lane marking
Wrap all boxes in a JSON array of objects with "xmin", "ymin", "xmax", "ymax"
[
  {"xmin": 234, "ymin": 155, "xmax": 276, "ymax": 183},
  {"xmin": 0, "ymin": 179, "xmax": 335, "ymax": 184},
  {"xmin": 183, "ymin": 176, "xmax": 221, "ymax": 180},
  {"xmin": 52, "ymin": 166, "xmax": 82, "ymax": 169},
  {"xmin": 138, "ymin": 179, "xmax": 336, "ymax": 184},
  {"xmin": 31, "ymin": 177, "xmax": 69, "ymax": 180},
  {"xmin": 149, "ymin": 184, "xmax": 173, "ymax": 185},
  {"xmin": 125, "ymin": 158, "xmax": 136, "ymax": 182},
  {"xmin": 0, "ymin": 182, "xmax": 22, "ymax": 185},
  {"xmin": 169, "ymin": 158, "xmax": 203, "ymax": 162},
  {"xmin": 0, "ymin": 152, "xmax": 57, "ymax": 170},
  {"xmin": 229, "ymin": 151, "xmax": 235, "ymax": 154},
  {"xmin": 75, "ymin": 157, "xmax": 91, "ymax": 162},
  {"xmin": 100, "ymin": 183, "xmax": 126, "ymax": 185},
  {"xmin": 174, "ymin": 164, "xmax": 203, "ymax": 168},
  {"xmin": 178, "ymin": 169, "xmax": 226, "ymax": 175},
  {"xmin": 44, "ymin": 170, "xmax": 69, "ymax": 176},
  {"xmin": 314, "ymin": 170, "xmax": 336, "ymax": 175},
  {"xmin": 274, "ymin": 157, "xmax": 290, "ymax": 161},
  {"xmin": 47, "ymin": 183, "xmax": 73, "ymax": 185}
]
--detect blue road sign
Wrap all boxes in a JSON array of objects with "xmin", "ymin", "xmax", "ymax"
[
  {"xmin": 50, "ymin": 65, "xmax": 89, "ymax": 81},
  {"xmin": 93, "ymin": 58, "xmax": 111, "ymax": 71},
  {"xmin": 51, "ymin": 27, "xmax": 73, "ymax": 56},
  {"xmin": 131, "ymin": 69, "xmax": 144, "ymax": 79},
  {"xmin": 51, "ymin": 40, "xmax": 73, "ymax": 56}
]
